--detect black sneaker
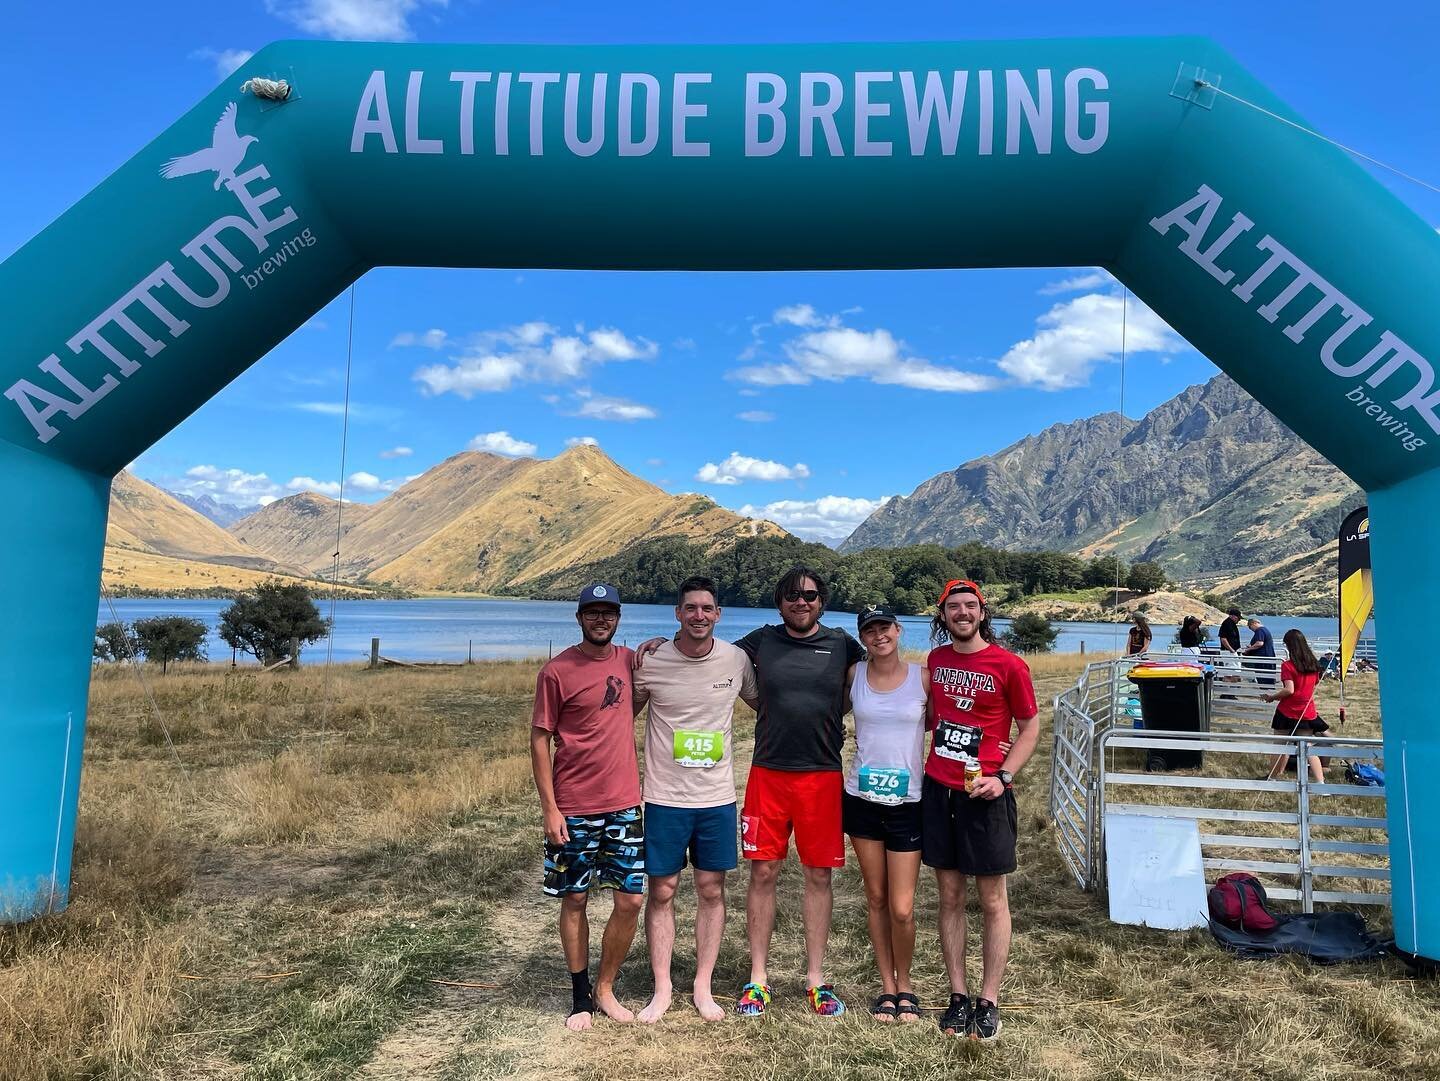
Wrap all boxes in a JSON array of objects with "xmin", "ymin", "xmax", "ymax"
[
  {"xmin": 970, "ymin": 998, "xmax": 1002, "ymax": 1042},
  {"xmin": 939, "ymin": 993, "xmax": 971, "ymax": 1037}
]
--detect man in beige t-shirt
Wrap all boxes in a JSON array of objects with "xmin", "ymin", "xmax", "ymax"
[{"xmin": 632, "ymin": 575, "xmax": 758, "ymax": 1023}]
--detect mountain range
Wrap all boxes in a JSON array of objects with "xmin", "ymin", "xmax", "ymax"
[{"xmin": 841, "ymin": 374, "xmax": 1363, "ymax": 613}]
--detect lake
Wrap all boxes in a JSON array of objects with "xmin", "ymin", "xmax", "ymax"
[{"xmin": 96, "ymin": 597, "xmax": 1373, "ymax": 664}]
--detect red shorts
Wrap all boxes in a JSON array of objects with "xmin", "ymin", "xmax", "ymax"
[{"xmin": 741, "ymin": 765, "xmax": 844, "ymax": 868}]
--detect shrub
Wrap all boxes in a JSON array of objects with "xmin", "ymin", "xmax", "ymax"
[
  {"xmin": 218, "ymin": 580, "xmax": 329, "ymax": 666},
  {"xmin": 1001, "ymin": 613, "xmax": 1059, "ymax": 653}
]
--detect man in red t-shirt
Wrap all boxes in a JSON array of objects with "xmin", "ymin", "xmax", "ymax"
[
  {"xmin": 922, "ymin": 580, "xmax": 1039, "ymax": 1043},
  {"xmin": 531, "ymin": 583, "xmax": 645, "ymax": 1032}
]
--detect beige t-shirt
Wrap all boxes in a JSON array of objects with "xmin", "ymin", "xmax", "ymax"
[{"xmin": 634, "ymin": 639, "xmax": 758, "ymax": 808}]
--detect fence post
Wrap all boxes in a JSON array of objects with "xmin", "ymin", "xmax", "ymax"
[
  {"xmin": 1080, "ymin": 640, "xmax": 1085, "ymax": 655},
  {"xmin": 468, "ymin": 639, "xmax": 473, "ymax": 664},
  {"xmin": 370, "ymin": 637, "xmax": 380, "ymax": 670},
  {"xmin": 289, "ymin": 636, "xmax": 300, "ymax": 669},
  {"xmin": 1298, "ymin": 735, "xmax": 1314, "ymax": 913}
]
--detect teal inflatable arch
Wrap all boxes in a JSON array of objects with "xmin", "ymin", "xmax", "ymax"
[{"xmin": 3, "ymin": 37, "xmax": 1437, "ymax": 958}]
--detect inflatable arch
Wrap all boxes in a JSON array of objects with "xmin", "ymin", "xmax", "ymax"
[{"xmin": 3, "ymin": 37, "xmax": 1437, "ymax": 958}]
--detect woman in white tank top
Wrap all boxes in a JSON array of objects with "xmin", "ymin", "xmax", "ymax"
[{"xmin": 844, "ymin": 604, "xmax": 928, "ymax": 1022}]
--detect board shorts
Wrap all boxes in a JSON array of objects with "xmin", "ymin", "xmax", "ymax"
[
  {"xmin": 542, "ymin": 805, "xmax": 645, "ymax": 896},
  {"xmin": 741, "ymin": 764, "xmax": 844, "ymax": 868},
  {"xmin": 644, "ymin": 802, "xmax": 738, "ymax": 877},
  {"xmin": 842, "ymin": 791, "xmax": 923, "ymax": 853},
  {"xmin": 920, "ymin": 774, "xmax": 1017, "ymax": 876}
]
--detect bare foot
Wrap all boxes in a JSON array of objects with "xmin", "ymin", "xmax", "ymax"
[
  {"xmin": 565, "ymin": 1010, "xmax": 594, "ymax": 1032},
  {"xmin": 638, "ymin": 988, "xmax": 672, "ymax": 1024},
  {"xmin": 595, "ymin": 987, "xmax": 635, "ymax": 1023},
  {"xmin": 692, "ymin": 988, "xmax": 725, "ymax": 1022}
]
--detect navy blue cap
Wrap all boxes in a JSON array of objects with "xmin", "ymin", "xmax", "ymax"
[
  {"xmin": 577, "ymin": 583, "xmax": 621, "ymax": 609},
  {"xmin": 857, "ymin": 603, "xmax": 899, "ymax": 632}
]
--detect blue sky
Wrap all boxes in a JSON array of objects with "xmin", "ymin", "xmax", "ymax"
[{"xmin": 4, "ymin": 2, "xmax": 1438, "ymax": 543}]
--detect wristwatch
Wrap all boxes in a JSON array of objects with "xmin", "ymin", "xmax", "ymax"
[{"xmin": 996, "ymin": 769, "xmax": 1014, "ymax": 787}]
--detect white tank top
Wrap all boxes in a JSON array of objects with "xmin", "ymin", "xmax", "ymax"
[{"xmin": 844, "ymin": 661, "xmax": 928, "ymax": 804}]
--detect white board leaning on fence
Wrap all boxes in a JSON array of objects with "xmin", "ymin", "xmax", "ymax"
[{"xmin": 1105, "ymin": 812, "xmax": 1209, "ymax": 930}]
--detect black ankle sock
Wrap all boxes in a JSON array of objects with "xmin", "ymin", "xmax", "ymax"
[{"xmin": 570, "ymin": 969, "xmax": 595, "ymax": 1016}]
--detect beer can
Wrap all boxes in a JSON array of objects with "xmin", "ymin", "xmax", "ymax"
[{"xmin": 964, "ymin": 760, "xmax": 981, "ymax": 793}]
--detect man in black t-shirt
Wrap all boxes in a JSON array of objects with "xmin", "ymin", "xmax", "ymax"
[
  {"xmin": 734, "ymin": 567, "xmax": 862, "ymax": 1018},
  {"xmin": 1218, "ymin": 608, "xmax": 1243, "ymax": 653}
]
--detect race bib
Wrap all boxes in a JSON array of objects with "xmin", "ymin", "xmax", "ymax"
[
  {"xmin": 858, "ymin": 766, "xmax": 910, "ymax": 805},
  {"xmin": 673, "ymin": 729, "xmax": 724, "ymax": 768},
  {"xmin": 935, "ymin": 719, "xmax": 982, "ymax": 762}
]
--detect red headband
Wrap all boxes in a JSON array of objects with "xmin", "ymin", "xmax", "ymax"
[{"xmin": 937, "ymin": 578, "xmax": 986, "ymax": 608}]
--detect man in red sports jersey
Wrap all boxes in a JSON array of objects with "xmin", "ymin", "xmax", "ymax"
[{"xmin": 923, "ymin": 580, "xmax": 1039, "ymax": 1044}]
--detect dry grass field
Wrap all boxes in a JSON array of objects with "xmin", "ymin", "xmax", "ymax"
[{"xmin": 3, "ymin": 650, "xmax": 1437, "ymax": 1080}]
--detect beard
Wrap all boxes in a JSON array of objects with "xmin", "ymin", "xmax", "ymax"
[
  {"xmin": 582, "ymin": 621, "xmax": 618, "ymax": 647},
  {"xmin": 947, "ymin": 618, "xmax": 982, "ymax": 644},
  {"xmin": 782, "ymin": 607, "xmax": 819, "ymax": 635}
]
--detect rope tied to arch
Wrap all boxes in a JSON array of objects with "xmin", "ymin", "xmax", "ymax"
[{"xmin": 241, "ymin": 77, "xmax": 292, "ymax": 102}]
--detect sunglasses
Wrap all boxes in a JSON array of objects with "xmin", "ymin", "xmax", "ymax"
[{"xmin": 783, "ymin": 589, "xmax": 821, "ymax": 603}]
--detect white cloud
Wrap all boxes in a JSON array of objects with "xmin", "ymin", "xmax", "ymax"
[
  {"xmin": 696, "ymin": 453, "xmax": 810, "ymax": 486},
  {"xmin": 378, "ymin": 446, "xmax": 413, "ymax": 459},
  {"xmin": 646, "ymin": 458, "xmax": 664, "ymax": 467},
  {"xmin": 264, "ymin": 0, "xmax": 446, "ymax": 41},
  {"xmin": 190, "ymin": 48, "xmax": 255, "ymax": 78},
  {"xmin": 773, "ymin": 303, "xmax": 830, "ymax": 328},
  {"xmin": 286, "ymin": 400, "xmax": 398, "ymax": 422},
  {"xmin": 286, "ymin": 475, "xmax": 343, "ymax": 498},
  {"xmin": 739, "ymin": 495, "xmax": 893, "ymax": 544},
  {"xmin": 346, "ymin": 471, "xmax": 407, "ymax": 493},
  {"xmin": 574, "ymin": 392, "xmax": 657, "ymax": 422},
  {"xmin": 1038, "ymin": 268, "xmax": 1116, "ymax": 295},
  {"xmin": 389, "ymin": 328, "xmax": 449, "ymax": 349},
  {"xmin": 412, "ymin": 322, "xmax": 657, "ymax": 398},
  {"xmin": 736, "ymin": 310, "xmax": 998, "ymax": 393},
  {"xmin": 737, "ymin": 410, "xmax": 775, "ymax": 422},
  {"xmin": 468, "ymin": 431, "xmax": 537, "ymax": 457},
  {"xmin": 178, "ymin": 465, "xmax": 280, "ymax": 507},
  {"xmin": 998, "ymin": 292, "xmax": 1186, "ymax": 390},
  {"xmin": 565, "ymin": 436, "xmax": 600, "ymax": 447}
]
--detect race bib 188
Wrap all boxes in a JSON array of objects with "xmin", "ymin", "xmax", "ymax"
[{"xmin": 935, "ymin": 719, "xmax": 982, "ymax": 762}]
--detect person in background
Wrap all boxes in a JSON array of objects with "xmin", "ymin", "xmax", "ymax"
[
  {"xmin": 1125, "ymin": 613, "xmax": 1152, "ymax": 656},
  {"xmin": 1262, "ymin": 629, "xmax": 1328, "ymax": 783},
  {"xmin": 1176, "ymin": 616, "xmax": 1205, "ymax": 654},
  {"xmin": 1243, "ymin": 616, "xmax": 1278, "ymax": 685},
  {"xmin": 1218, "ymin": 608, "xmax": 1243, "ymax": 653},
  {"xmin": 530, "ymin": 584, "xmax": 645, "ymax": 1031},
  {"xmin": 843, "ymin": 604, "xmax": 927, "ymax": 1024}
]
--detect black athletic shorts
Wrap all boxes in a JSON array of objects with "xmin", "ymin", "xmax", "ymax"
[
  {"xmin": 920, "ymin": 774, "xmax": 1018, "ymax": 876},
  {"xmin": 842, "ymin": 791, "xmax": 923, "ymax": 852}
]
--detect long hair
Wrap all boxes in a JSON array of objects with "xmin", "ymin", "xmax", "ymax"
[
  {"xmin": 930, "ymin": 589, "xmax": 997, "ymax": 646},
  {"xmin": 1177, "ymin": 615, "xmax": 1203, "ymax": 648},
  {"xmin": 1284, "ymin": 629, "xmax": 1320, "ymax": 674},
  {"xmin": 1132, "ymin": 613, "xmax": 1151, "ymax": 637}
]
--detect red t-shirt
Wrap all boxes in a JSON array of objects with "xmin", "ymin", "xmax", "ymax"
[
  {"xmin": 1277, "ymin": 660, "xmax": 1320, "ymax": 720},
  {"xmin": 925, "ymin": 643, "xmax": 1038, "ymax": 790},
  {"xmin": 532, "ymin": 644, "xmax": 641, "ymax": 815}
]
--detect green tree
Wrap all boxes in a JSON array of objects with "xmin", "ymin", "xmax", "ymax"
[
  {"xmin": 133, "ymin": 616, "xmax": 209, "ymax": 673},
  {"xmin": 1126, "ymin": 561, "xmax": 1168, "ymax": 595},
  {"xmin": 1085, "ymin": 554, "xmax": 1126, "ymax": 588},
  {"xmin": 94, "ymin": 621, "xmax": 137, "ymax": 662},
  {"xmin": 218, "ymin": 580, "xmax": 329, "ymax": 666},
  {"xmin": 1001, "ymin": 612, "xmax": 1060, "ymax": 653}
]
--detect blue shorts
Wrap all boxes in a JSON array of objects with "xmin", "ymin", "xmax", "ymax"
[{"xmin": 644, "ymin": 802, "xmax": 738, "ymax": 877}]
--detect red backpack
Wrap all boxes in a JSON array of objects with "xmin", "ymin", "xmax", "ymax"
[{"xmin": 1207, "ymin": 873, "xmax": 1280, "ymax": 933}]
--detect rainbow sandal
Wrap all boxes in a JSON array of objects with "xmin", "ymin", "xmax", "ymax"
[
  {"xmin": 807, "ymin": 983, "xmax": 846, "ymax": 1017},
  {"xmin": 736, "ymin": 982, "xmax": 772, "ymax": 1017}
]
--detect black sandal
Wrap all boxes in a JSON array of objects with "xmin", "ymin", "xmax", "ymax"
[
  {"xmin": 870, "ymin": 993, "xmax": 899, "ymax": 1020},
  {"xmin": 895, "ymin": 992, "xmax": 921, "ymax": 1021}
]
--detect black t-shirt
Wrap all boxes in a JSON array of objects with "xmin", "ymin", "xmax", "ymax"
[
  {"xmin": 1219, "ymin": 617, "xmax": 1241, "ymax": 651},
  {"xmin": 736, "ymin": 623, "xmax": 865, "ymax": 772}
]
